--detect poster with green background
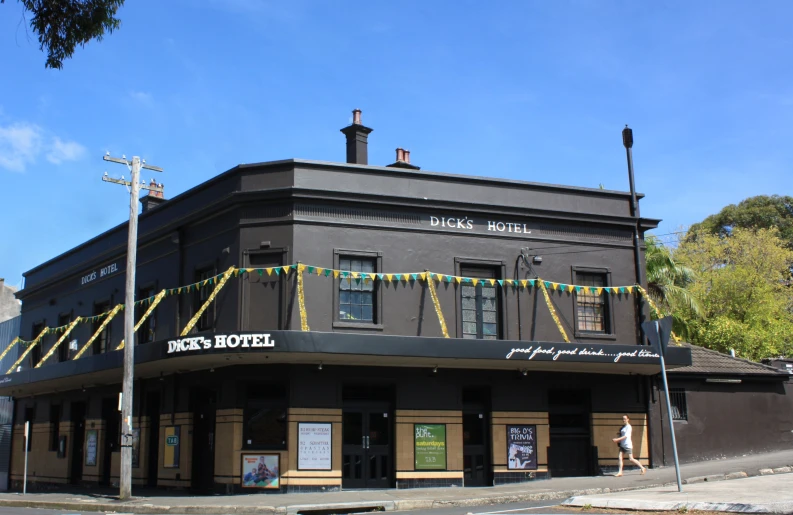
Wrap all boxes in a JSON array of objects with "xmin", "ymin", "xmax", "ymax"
[{"xmin": 414, "ymin": 424, "xmax": 446, "ymax": 470}]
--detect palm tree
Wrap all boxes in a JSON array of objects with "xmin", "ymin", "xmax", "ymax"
[{"xmin": 644, "ymin": 236, "xmax": 703, "ymax": 340}]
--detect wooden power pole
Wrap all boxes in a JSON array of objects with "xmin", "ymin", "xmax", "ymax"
[{"xmin": 102, "ymin": 153, "xmax": 163, "ymax": 500}]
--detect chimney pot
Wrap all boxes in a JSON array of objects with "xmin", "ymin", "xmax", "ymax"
[
  {"xmin": 340, "ymin": 109, "xmax": 373, "ymax": 165},
  {"xmin": 396, "ymin": 148, "xmax": 405, "ymax": 162},
  {"xmin": 404, "ymin": 149, "xmax": 411, "ymax": 164}
]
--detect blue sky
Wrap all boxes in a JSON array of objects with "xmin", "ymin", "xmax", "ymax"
[{"xmin": 2, "ymin": 0, "xmax": 792, "ymax": 288}]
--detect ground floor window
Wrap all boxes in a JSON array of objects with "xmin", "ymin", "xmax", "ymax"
[
  {"xmin": 243, "ymin": 382, "xmax": 288, "ymax": 449},
  {"xmin": 670, "ymin": 388, "xmax": 688, "ymax": 421}
]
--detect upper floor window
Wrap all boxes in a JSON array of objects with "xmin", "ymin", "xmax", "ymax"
[
  {"xmin": 137, "ymin": 285, "xmax": 158, "ymax": 344},
  {"xmin": 30, "ymin": 322, "xmax": 44, "ymax": 368},
  {"xmin": 92, "ymin": 300, "xmax": 111, "ymax": 355},
  {"xmin": 574, "ymin": 271, "xmax": 612, "ymax": 335},
  {"xmin": 57, "ymin": 313, "xmax": 71, "ymax": 362},
  {"xmin": 194, "ymin": 267, "xmax": 216, "ymax": 332},
  {"xmin": 339, "ymin": 257, "xmax": 376, "ymax": 323},
  {"xmin": 460, "ymin": 266, "xmax": 500, "ymax": 340}
]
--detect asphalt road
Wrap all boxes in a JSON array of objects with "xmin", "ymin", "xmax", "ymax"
[{"xmin": 0, "ymin": 503, "xmax": 613, "ymax": 515}]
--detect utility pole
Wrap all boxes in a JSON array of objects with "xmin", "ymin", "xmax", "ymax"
[
  {"xmin": 102, "ymin": 152, "xmax": 163, "ymax": 500},
  {"xmin": 622, "ymin": 126, "xmax": 648, "ymax": 333}
]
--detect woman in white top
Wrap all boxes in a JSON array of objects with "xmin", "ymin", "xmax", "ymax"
[{"xmin": 612, "ymin": 415, "xmax": 646, "ymax": 476}]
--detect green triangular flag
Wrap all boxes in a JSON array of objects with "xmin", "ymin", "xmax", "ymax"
[
  {"xmin": 307, "ymin": 266, "xmax": 314, "ymax": 274},
  {"xmin": 377, "ymin": 273, "xmax": 384, "ymax": 280},
  {"xmin": 324, "ymin": 269, "xmax": 331, "ymax": 277},
  {"xmin": 559, "ymin": 283, "xmax": 567, "ymax": 290},
  {"xmin": 291, "ymin": 264, "xmax": 297, "ymax": 270},
  {"xmin": 411, "ymin": 273, "xmax": 418, "ymax": 281},
  {"xmin": 619, "ymin": 287, "xmax": 626, "ymax": 294},
  {"xmin": 544, "ymin": 281, "xmax": 551, "ymax": 289},
  {"xmin": 575, "ymin": 286, "xmax": 582, "ymax": 293},
  {"xmin": 257, "ymin": 269, "xmax": 263, "ymax": 276},
  {"xmin": 274, "ymin": 268, "xmax": 281, "ymax": 275},
  {"xmin": 445, "ymin": 275, "xmax": 453, "ymax": 282},
  {"xmin": 497, "ymin": 279, "xmax": 504, "ymax": 287}
]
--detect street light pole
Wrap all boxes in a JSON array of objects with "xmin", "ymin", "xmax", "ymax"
[
  {"xmin": 622, "ymin": 126, "xmax": 648, "ymax": 331},
  {"xmin": 102, "ymin": 153, "xmax": 163, "ymax": 500}
]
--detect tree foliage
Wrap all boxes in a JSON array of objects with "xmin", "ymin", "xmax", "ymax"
[
  {"xmin": 689, "ymin": 195, "xmax": 793, "ymax": 249},
  {"xmin": 644, "ymin": 236, "xmax": 702, "ymax": 341},
  {"xmin": 674, "ymin": 227, "xmax": 793, "ymax": 361},
  {"xmin": 3, "ymin": 0, "xmax": 124, "ymax": 69}
]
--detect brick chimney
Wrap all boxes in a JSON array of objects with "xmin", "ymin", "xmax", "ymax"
[
  {"xmin": 140, "ymin": 180, "xmax": 166, "ymax": 212},
  {"xmin": 386, "ymin": 147, "xmax": 420, "ymax": 170},
  {"xmin": 340, "ymin": 109, "xmax": 373, "ymax": 165}
]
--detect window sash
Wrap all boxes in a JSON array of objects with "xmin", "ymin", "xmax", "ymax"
[
  {"xmin": 575, "ymin": 273, "xmax": 609, "ymax": 333},
  {"xmin": 195, "ymin": 269, "xmax": 215, "ymax": 331},
  {"xmin": 338, "ymin": 257, "xmax": 376, "ymax": 323},
  {"xmin": 460, "ymin": 268, "xmax": 499, "ymax": 340}
]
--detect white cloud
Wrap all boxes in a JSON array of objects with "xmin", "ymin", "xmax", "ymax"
[
  {"xmin": 46, "ymin": 137, "xmax": 87, "ymax": 164},
  {"xmin": 0, "ymin": 120, "xmax": 87, "ymax": 172},
  {"xmin": 0, "ymin": 123, "xmax": 43, "ymax": 172},
  {"xmin": 129, "ymin": 90, "xmax": 154, "ymax": 106}
]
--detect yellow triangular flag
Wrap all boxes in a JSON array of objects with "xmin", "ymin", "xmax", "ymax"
[
  {"xmin": 178, "ymin": 287, "xmax": 182, "ymax": 294},
  {"xmin": 596, "ymin": 287, "xmax": 603, "ymax": 295},
  {"xmin": 316, "ymin": 267, "xmax": 324, "ymax": 275},
  {"xmin": 246, "ymin": 268, "xmax": 255, "ymax": 273},
  {"xmin": 489, "ymin": 279, "xmax": 496, "ymax": 286},
  {"xmin": 401, "ymin": 274, "xmax": 409, "ymax": 281},
  {"xmin": 369, "ymin": 273, "xmax": 377, "ymax": 280},
  {"xmin": 282, "ymin": 266, "xmax": 290, "ymax": 274},
  {"xmin": 333, "ymin": 270, "xmax": 340, "ymax": 278},
  {"xmin": 386, "ymin": 274, "xmax": 393, "ymax": 282},
  {"xmin": 420, "ymin": 272, "xmax": 427, "ymax": 281},
  {"xmin": 266, "ymin": 268, "xmax": 273, "ymax": 276},
  {"xmin": 568, "ymin": 285, "xmax": 575, "ymax": 292},
  {"xmin": 520, "ymin": 280, "xmax": 528, "ymax": 288},
  {"xmin": 627, "ymin": 286, "xmax": 634, "ymax": 293},
  {"xmin": 435, "ymin": 273, "xmax": 443, "ymax": 281},
  {"xmin": 471, "ymin": 278, "xmax": 478, "ymax": 286},
  {"xmin": 455, "ymin": 276, "xmax": 462, "ymax": 284}
]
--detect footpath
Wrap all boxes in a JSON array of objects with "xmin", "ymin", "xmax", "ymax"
[{"xmin": 0, "ymin": 449, "xmax": 791, "ymax": 514}]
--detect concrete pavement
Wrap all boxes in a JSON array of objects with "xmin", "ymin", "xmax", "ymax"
[
  {"xmin": 563, "ymin": 472, "xmax": 793, "ymax": 513},
  {"xmin": 0, "ymin": 449, "xmax": 791, "ymax": 514}
]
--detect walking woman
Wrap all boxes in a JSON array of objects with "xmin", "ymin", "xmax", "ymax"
[{"xmin": 612, "ymin": 415, "xmax": 646, "ymax": 476}]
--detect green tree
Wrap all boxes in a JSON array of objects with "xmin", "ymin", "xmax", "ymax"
[
  {"xmin": 644, "ymin": 236, "xmax": 702, "ymax": 340},
  {"xmin": 674, "ymin": 228, "xmax": 793, "ymax": 361},
  {"xmin": 690, "ymin": 195, "xmax": 793, "ymax": 249},
  {"xmin": 2, "ymin": 0, "xmax": 124, "ymax": 69}
]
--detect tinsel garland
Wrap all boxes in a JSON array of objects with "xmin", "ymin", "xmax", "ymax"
[
  {"xmin": 297, "ymin": 264, "xmax": 310, "ymax": 332},
  {"xmin": 538, "ymin": 280, "xmax": 570, "ymax": 343},
  {"xmin": 35, "ymin": 318, "xmax": 82, "ymax": 367},
  {"xmin": 117, "ymin": 290, "xmax": 168, "ymax": 350},
  {"xmin": 180, "ymin": 266, "xmax": 236, "ymax": 336},
  {"xmin": 427, "ymin": 273, "xmax": 449, "ymax": 338},
  {"xmin": 72, "ymin": 304, "xmax": 124, "ymax": 361}
]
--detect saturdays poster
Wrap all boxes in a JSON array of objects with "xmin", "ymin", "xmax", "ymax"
[
  {"xmin": 298, "ymin": 423, "xmax": 332, "ymax": 470},
  {"xmin": 414, "ymin": 424, "xmax": 446, "ymax": 470},
  {"xmin": 507, "ymin": 425, "xmax": 537, "ymax": 470},
  {"xmin": 241, "ymin": 454, "xmax": 280, "ymax": 489}
]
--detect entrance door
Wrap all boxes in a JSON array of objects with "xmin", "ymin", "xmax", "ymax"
[
  {"xmin": 342, "ymin": 408, "xmax": 392, "ymax": 489},
  {"xmin": 146, "ymin": 393, "xmax": 161, "ymax": 488},
  {"xmin": 191, "ymin": 388, "xmax": 216, "ymax": 491},
  {"xmin": 101, "ymin": 398, "xmax": 120, "ymax": 485},
  {"xmin": 70, "ymin": 402, "xmax": 86, "ymax": 484},
  {"xmin": 462, "ymin": 387, "xmax": 491, "ymax": 487},
  {"xmin": 548, "ymin": 390, "xmax": 593, "ymax": 477}
]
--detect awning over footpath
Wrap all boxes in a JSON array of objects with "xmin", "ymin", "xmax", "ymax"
[{"xmin": 0, "ymin": 331, "xmax": 692, "ymax": 397}]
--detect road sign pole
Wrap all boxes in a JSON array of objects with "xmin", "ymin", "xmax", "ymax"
[
  {"xmin": 657, "ymin": 321, "xmax": 683, "ymax": 492},
  {"xmin": 23, "ymin": 421, "xmax": 29, "ymax": 495}
]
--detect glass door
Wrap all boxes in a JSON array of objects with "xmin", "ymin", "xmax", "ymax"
[{"xmin": 342, "ymin": 408, "xmax": 392, "ymax": 489}]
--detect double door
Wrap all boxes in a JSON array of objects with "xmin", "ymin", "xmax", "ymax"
[{"xmin": 342, "ymin": 407, "xmax": 392, "ymax": 489}]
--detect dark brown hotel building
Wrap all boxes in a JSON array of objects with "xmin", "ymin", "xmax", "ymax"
[{"xmin": 2, "ymin": 111, "xmax": 707, "ymax": 493}]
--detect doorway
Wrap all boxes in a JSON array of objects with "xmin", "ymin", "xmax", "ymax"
[
  {"xmin": 190, "ymin": 388, "xmax": 217, "ymax": 491},
  {"xmin": 548, "ymin": 390, "xmax": 593, "ymax": 477},
  {"xmin": 462, "ymin": 387, "xmax": 491, "ymax": 487},
  {"xmin": 100, "ymin": 398, "xmax": 120, "ymax": 485},
  {"xmin": 341, "ymin": 385, "xmax": 393, "ymax": 489},
  {"xmin": 146, "ymin": 392, "xmax": 161, "ymax": 488},
  {"xmin": 69, "ymin": 402, "xmax": 86, "ymax": 484}
]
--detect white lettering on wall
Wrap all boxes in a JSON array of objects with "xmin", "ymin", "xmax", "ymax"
[
  {"xmin": 80, "ymin": 262, "xmax": 119, "ymax": 286},
  {"xmin": 506, "ymin": 345, "xmax": 659, "ymax": 363},
  {"xmin": 431, "ymin": 216, "xmax": 530, "ymax": 235},
  {"xmin": 167, "ymin": 334, "xmax": 275, "ymax": 354}
]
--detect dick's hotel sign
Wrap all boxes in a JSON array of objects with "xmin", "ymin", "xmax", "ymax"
[{"xmin": 167, "ymin": 333, "xmax": 274, "ymax": 354}]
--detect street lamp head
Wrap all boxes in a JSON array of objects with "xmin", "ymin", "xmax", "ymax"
[{"xmin": 622, "ymin": 125, "xmax": 633, "ymax": 149}]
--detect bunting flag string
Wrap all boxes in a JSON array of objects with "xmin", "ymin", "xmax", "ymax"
[
  {"xmin": 2, "ymin": 263, "xmax": 658, "ymax": 375},
  {"xmin": 425, "ymin": 270, "xmax": 449, "ymax": 338},
  {"xmin": 635, "ymin": 285, "xmax": 681, "ymax": 343}
]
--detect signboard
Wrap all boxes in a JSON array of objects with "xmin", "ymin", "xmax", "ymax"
[
  {"xmin": 506, "ymin": 344, "xmax": 659, "ymax": 363},
  {"xmin": 166, "ymin": 333, "xmax": 275, "ymax": 355},
  {"xmin": 131, "ymin": 428, "xmax": 140, "ymax": 468},
  {"xmin": 414, "ymin": 424, "xmax": 446, "ymax": 470},
  {"xmin": 85, "ymin": 430, "xmax": 98, "ymax": 467},
  {"xmin": 241, "ymin": 454, "xmax": 280, "ymax": 489},
  {"xmin": 163, "ymin": 426, "xmax": 180, "ymax": 468},
  {"xmin": 507, "ymin": 425, "xmax": 537, "ymax": 470},
  {"xmin": 80, "ymin": 262, "xmax": 120, "ymax": 286},
  {"xmin": 298, "ymin": 422, "xmax": 332, "ymax": 471}
]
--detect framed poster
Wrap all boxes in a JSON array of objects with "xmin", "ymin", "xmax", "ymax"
[
  {"xmin": 131, "ymin": 428, "xmax": 141, "ymax": 468},
  {"xmin": 163, "ymin": 426, "xmax": 180, "ymax": 468},
  {"xmin": 298, "ymin": 422, "xmax": 332, "ymax": 471},
  {"xmin": 507, "ymin": 424, "xmax": 537, "ymax": 470},
  {"xmin": 241, "ymin": 453, "xmax": 280, "ymax": 489},
  {"xmin": 414, "ymin": 424, "xmax": 446, "ymax": 470},
  {"xmin": 85, "ymin": 429, "xmax": 98, "ymax": 466}
]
